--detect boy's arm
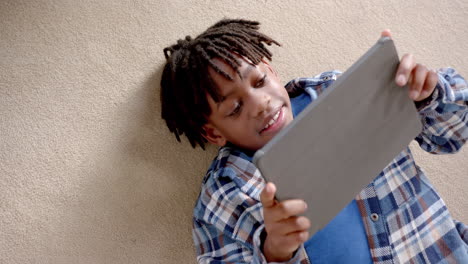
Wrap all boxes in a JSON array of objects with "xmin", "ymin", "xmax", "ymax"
[
  {"xmin": 193, "ymin": 211, "xmax": 308, "ymax": 264},
  {"xmin": 192, "ymin": 180, "xmax": 309, "ymax": 263},
  {"xmin": 414, "ymin": 68, "xmax": 468, "ymax": 154}
]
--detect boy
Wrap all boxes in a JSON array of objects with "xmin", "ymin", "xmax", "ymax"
[{"xmin": 160, "ymin": 19, "xmax": 468, "ymax": 263}]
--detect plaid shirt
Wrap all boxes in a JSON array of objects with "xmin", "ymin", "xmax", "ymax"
[{"xmin": 193, "ymin": 68, "xmax": 468, "ymax": 263}]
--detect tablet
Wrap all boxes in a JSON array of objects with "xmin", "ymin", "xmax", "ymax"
[{"xmin": 252, "ymin": 37, "xmax": 422, "ymax": 237}]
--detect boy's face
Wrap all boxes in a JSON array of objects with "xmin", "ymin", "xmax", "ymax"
[{"xmin": 202, "ymin": 57, "xmax": 294, "ymax": 151}]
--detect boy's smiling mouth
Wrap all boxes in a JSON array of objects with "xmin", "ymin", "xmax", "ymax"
[{"xmin": 260, "ymin": 106, "xmax": 285, "ymax": 134}]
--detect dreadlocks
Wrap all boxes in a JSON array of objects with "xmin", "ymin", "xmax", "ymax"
[{"xmin": 160, "ymin": 19, "xmax": 280, "ymax": 149}]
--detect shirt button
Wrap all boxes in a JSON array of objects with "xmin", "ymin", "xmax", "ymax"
[{"xmin": 370, "ymin": 213, "xmax": 379, "ymax": 222}]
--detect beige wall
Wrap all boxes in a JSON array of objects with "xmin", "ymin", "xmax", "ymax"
[{"xmin": 1, "ymin": 0, "xmax": 466, "ymax": 263}]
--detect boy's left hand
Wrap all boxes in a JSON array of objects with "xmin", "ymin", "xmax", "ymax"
[{"xmin": 381, "ymin": 30, "xmax": 439, "ymax": 102}]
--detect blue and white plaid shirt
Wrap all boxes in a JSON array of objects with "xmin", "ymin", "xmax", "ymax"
[{"xmin": 193, "ymin": 68, "xmax": 468, "ymax": 263}]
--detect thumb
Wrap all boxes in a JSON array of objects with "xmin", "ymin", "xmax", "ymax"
[
  {"xmin": 380, "ymin": 29, "xmax": 392, "ymax": 39},
  {"xmin": 260, "ymin": 182, "xmax": 277, "ymax": 208}
]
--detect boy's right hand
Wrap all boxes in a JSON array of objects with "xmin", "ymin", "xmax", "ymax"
[{"xmin": 260, "ymin": 182, "xmax": 310, "ymax": 262}]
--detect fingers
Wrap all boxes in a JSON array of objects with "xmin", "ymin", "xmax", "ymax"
[
  {"xmin": 280, "ymin": 230, "xmax": 309, "ymax": 248},
  {"xmin": 266, "ymin": 199, "xmax": 308, "ymax": 222},
  {"xmin": 261, "ymin": 182, "xmax": 308, "ymax": 221},
  {"xmin": 261, "ymin": 183, "xmax": 310, "ymax": 262},
  {"xmin": 260, "ymin": 182, "xmax": 277, "ymax": 208},
  {"xmin": 380, "ymin": 29, "xmax": 392, "ymax": 38},
  {"xmin": 379, "ymin": 32, "xmax": 437, "ymax": 101},
  {"xmin": 409, "ymin": 64, "xmax": 428, "ymax": 100},
  {"xmin": 396, "ymin": 53, "xmax": 416, "ymax": 86},
  {"xmin": 269, "ymin": 216, "xmax": 311, "ymax": 236},
  {"xmin": 263, "ymin": 229, "xmax": 309, "ymax": 262},
  {"xmin": 266, "ymin": 230, "xmax": 309, "ymax": 254},
  {"xmin": 408, "ymin": 64, "xmax": 439, "ymax": 101},
  {"xmin": 420, "ymin": 70, "xmax": 439, "ymax": 100},
  {"xmin": 395, "ymin": 54, "xmax": 438, "ymax": 101}
]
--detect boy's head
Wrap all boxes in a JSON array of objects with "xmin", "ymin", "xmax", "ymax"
[{"xmin": 161, "ymin": 19, "xmax": 293, "ymax": 151}]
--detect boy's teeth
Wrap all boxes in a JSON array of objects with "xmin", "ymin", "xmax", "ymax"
[
  {"xmin": 263, "ymin": 110, "xmax": 281, "ymax": 130},
  {"xmin": 273, "ymin": 111, "xmax": 280, "ymax": 120}
]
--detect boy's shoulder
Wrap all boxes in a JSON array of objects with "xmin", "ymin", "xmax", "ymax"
[
  {"xmin": 285, "ymin": 70, "xmax": 342, "ymax": 98},
  {"xmin": 193, "ymin": 146, "xmax": 265, "ymax": 223}
]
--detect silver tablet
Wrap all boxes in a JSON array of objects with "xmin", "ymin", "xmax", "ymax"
[{"xmin": 253, "ymin": 37, "xmax": 422, "ymax": 237}]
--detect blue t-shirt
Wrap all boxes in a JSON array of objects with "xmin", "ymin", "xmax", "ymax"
[{"xmin": 291, "ymin": 93, "xmax": 372, "ymax": 264}]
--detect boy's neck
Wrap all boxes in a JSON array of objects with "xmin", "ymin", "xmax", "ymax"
[{"xmin": 224, "ymin": 142, "xmax": 257, "ymax": 158}]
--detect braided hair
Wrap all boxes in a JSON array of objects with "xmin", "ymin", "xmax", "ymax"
[{"xmin": 160, "ymin": 19, "xmax": 280, "ymax": 149}]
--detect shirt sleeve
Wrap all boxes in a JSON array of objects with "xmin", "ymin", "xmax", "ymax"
[
  {"xmin": 192, "ymin": 179, "xmax": 309, "ymax": 264},
  {"xmin": 453, "ymin": 219, "xmax": 468, "ymax": 245},
  {"xmin": 414, "ymin": 67, "xmax": 468, "ymax": 154}
]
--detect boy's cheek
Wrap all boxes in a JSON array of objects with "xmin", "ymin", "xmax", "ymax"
[{"xmin": 285, "ymin": 112, "xmax": 294, "ymax": 126}]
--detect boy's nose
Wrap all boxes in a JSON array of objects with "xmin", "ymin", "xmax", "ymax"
[{"xmin": 251, "ymin": 92, "xmax": 271, "ymax": 118}]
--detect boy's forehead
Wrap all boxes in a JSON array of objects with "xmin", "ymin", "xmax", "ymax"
[{"xmin": 209, "ymin": 56, "xmax": 258, "ymax": 81}]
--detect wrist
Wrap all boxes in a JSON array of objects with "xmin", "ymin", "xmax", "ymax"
[{"xmin": 262, "ymin": 235, "xmax": 294, "ymax": 262}]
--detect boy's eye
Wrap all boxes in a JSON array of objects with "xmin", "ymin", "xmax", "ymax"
[
  {"xmin": 228, "ymin": 102, "xmax": 243, "ymax": 117},
  {"xmin": 255, "ymin": 74, "xmax": 267, "ymax": 88}
]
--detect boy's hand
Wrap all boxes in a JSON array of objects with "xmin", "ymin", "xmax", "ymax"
[
  {"xmin": 381, "ymin": 29, "xmax": 439, "ymax": 101},
  {"xmin": 260, "ymin": 182, "xmax": 310, "ymax": 262}
]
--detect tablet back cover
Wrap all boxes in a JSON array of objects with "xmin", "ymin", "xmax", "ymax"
[{"xmin": 253, "ymin": 37, "xmax": 422, "ymax": 237}]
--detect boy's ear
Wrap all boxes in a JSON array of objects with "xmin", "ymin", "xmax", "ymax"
[{"xmin": 202, "ymin": 123, "xmax": 227, "ymax": 147}]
